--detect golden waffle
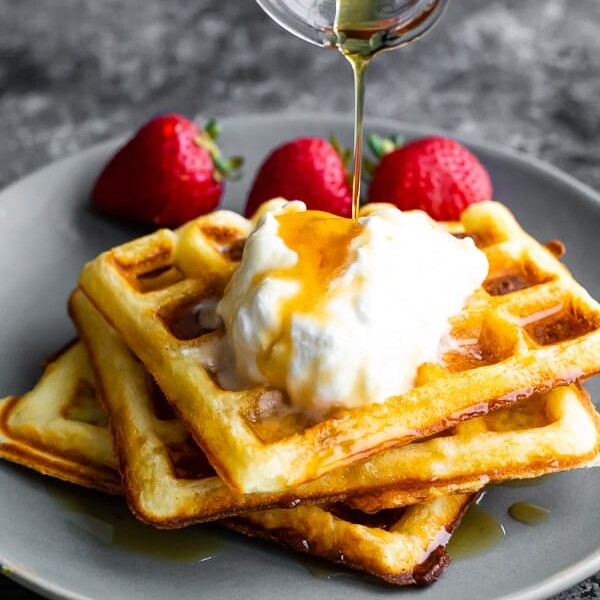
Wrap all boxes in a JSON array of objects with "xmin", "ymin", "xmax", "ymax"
[
  {"xmin": 347, "ymin": 383, "xmax": 600, "ymax": 512},
  {"xmin": 70, "ymin": 288, "xmax": 600, "ymax": 524},
  {"xmin": 0, "ymin": 342, "xmax": 120, "ymax": 494},
  {"xmin": 224, "ymin": 493, "xmax": 475, "ymax": 586},
  {"xmin": 0, "ymin": 328, "xmax": 475, "ymax": 586},
  {"xmin": 71, "ymin": 287, "xmax": 278, "ymax": 526},
  {"xmin": 78, "ymin": 201, "xmax": 600, "ymax": 493}
]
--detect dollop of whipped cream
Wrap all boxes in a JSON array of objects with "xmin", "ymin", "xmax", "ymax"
[{"xmin": 217, "ymin": 200, "xmax": 488, "ymax": 418}]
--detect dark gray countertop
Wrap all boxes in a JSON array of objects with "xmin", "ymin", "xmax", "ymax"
[{"xmin": 1, "ymin": 0, "xmax": 599, "ymax": 598}]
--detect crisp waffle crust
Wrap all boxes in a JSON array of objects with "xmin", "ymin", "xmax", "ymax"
[
  {"xmin": 78, "ymin": 202, "xmax": 600, "ymax": 493},
  {"xmin": 0, "ymin": 342, "xmax": 120, "ymax": 494},
  {"xmin": 224, "ymin": 494, "xmax": 474, "ymax": 586}
]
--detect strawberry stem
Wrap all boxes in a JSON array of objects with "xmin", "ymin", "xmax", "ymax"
[
  {"xmin": 213, "ymin": 155, "xmax": 244, "ymax": 180},
  {"xmin": 367, "ymin": 133, "xmax": 403, "ymax": 159},
  {"xmin": 196, "ymin": 119, "xmax": 244, "ymax": 181},
  {"xmin": 205, "ymin": 119, "xmax": 220, "ymax": 141}
]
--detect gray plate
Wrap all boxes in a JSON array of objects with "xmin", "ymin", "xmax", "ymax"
[{"xmin": 0, "ymin": 114, "xmax": 599, "ymax": 600}]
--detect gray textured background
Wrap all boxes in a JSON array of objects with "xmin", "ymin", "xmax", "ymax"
[{"xmin": 1, "ymin": 0, "xmax": 599, "ymax": 598}]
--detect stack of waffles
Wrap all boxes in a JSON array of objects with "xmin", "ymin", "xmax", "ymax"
[{"xmin": 2, "ymin": 200, "xmax": 600, "ymax": 586}]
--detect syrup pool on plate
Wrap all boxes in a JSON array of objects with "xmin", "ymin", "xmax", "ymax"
[{"xmin": 255, "ymin": 0, "xmax": 449, "ymax": 218}]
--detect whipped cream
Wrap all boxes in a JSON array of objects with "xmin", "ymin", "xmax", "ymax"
[{"xmin": 218, "ymin": 201, "xmax": 488, "ymax": 418}]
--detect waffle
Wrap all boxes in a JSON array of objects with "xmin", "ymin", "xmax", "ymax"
[
  {"xmin": 224, "ymin": 493, "xmax": 475, "ymax": 586},
  {"xmin": 347, "ymin": 382, "xmax": 600, "ymax": 512},
  {"xmin": 0, "ymin": 327, "xmax": 475, "ymax": 586},
  {"xmin": 71, "ymin": 287, "xmax": 283, "ymax": 526},
  {"xmin": 70, "ymin": 286, "xmax": 600, "ymax": 526},
  {"xmin": 78, "ymin": 201, "xmax": 600, "ymax": 493},
  {"xmin": 0, "ymin": 342, "xmax": 120, "ymax": 494}
]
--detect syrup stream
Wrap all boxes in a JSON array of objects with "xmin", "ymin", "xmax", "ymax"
[
  {"xmin": 346, "ymin": 55, "xmax": 369, "ymax": 220},
  {"xmin": 332, "ymin": 0, "xmax": 448, "ymax": 220},
  {"xmin": 334, "ymin": 0, "xmax": 376, "ymax": 220}
]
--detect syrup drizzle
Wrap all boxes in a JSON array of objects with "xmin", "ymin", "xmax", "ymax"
[
  {"xmin": 333, "ymin": 0, "xmax": 381, "ymax": 220},
  {"xmin": 447, "ymin": 503, "xmax": 505, "ymax": 560},
  {"xmin": 255, "ymin": 211, "xmax": 361, "ymax": 389},
  {"xmin": 346, "ymin": 55, "xmax": 368, "ymax": 220},
  {"xmin": 508, "ymin": 502, "xmax": 550, "ymax": 526},
  {"xmin": 333, "ymin": 0, "xmax": 447, "ymax": 220},
  {"xmin": 45, "ymin": 480, "xmax": 222, "ymax": 562}
]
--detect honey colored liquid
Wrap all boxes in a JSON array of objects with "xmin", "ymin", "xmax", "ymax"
[
  {"xmin": 334, "ymin": 0, "xmax": 379, "ymax": 220},
  {"xmin": 46, "ymin": 480, "xmax": 222, "ymax": 562},
  {"xmin": 332, "ymin": 0, "xmax": 446, "ymax": 219},
  {"xmin": 447, "ymin": 503, "xmax": 506, "ymax": 559}
]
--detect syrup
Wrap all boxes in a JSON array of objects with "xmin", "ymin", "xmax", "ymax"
[
  {"xmin": 45, "ymin": 480, "xmax": 222, "ymax": 562},
  {"xmin": 299, "ymin": 555, "xmax": 347, "ymax": 579},
  {"xmin": 447, "ymin": 503, "xmax": 505, "ymax": 559},
  {"xmin": 255, "ymin": 210, "xmax": 361, "ymax": 387},
  {"xmin": 331, "ymin": 0, "xmax": 448, "ymax": 219},
  {"xmin": 508, "ymin": 501, "xmax": 550, "ymax": 526}
]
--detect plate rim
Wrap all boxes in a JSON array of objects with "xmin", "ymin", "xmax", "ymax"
[{"xmin": 1, "ymin": 111, "xmax": 599, "ymax": 600}]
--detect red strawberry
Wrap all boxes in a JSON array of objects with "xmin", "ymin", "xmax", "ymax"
[
  {"xmin": 245, "ymin": 137, "xmax": 352, "ymax": 218},
  {"xmin": 92, "ymin": 114, "xmax": 242, "ymax": 227},
  {"xmin": 368, "ymin": 136, "xmax": 493, "ymax": 221}
]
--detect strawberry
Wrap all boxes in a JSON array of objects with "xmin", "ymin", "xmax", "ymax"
[
  {"xmin": 367, "ymin": 135, "xmax": 493, "ymax": 221},
  {"xmin": 245, "ymin": 137, "xmax": 352, "ymax": 218},
  {"xmin": 92, "ymin": 114, "xmax": 242, "ymax": 227}
]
